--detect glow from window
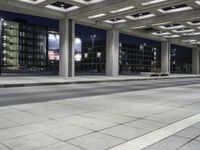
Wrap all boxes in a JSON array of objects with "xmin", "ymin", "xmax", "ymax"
[{"xmin": 110, "ymin": 6, "xmax": 135, "ymax": 13}]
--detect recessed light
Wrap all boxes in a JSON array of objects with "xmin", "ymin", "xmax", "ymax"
[
  {"xmin": 104, "ymin": 18, "xmax": 127, "ymax": 24},
  {"xmin": 88, "ymin": 13, "xmax": 106, "ymax": 19},
  {"xmin": 110, "ymin": 6, "xmax": 135, "ymax": 14},
  {"xmin": 152, "ymin": 22, "xmax": 172, "ymax": 26},
  {"xmin": 126, "ymin": 12, "xmax": 155, "ymax": 20},
  {"xmin": 172, "ymin": 28, "xmax": 195, "ymax": 33},
  {"xmin": 141, "ymin": 0, "xmax": 167, "ymax": 6},
  {"xmin": 195, "ymin": 0, "xmax": 200, "ymax": 5},
  {"xmin": 164, "ymin": 35, "xmax": 180, "ymax": 38},
  {"xmin": 187, "ymin": 21, "xmax": 200, "ymax": 26},
  {"xmin": 72, "ymin": 0, "xmax": 105, "ymax": 5},
  {"xmin": 17, "ymin": 0, "xmax": 46, "ymax": 4},
  {"xmin": 158, "ymin": 4, "xmax": 192, "ymax": 14},
  {"xmin": 159, "ymin": 24, "xmax": 185, "ymax": 30},
  {"xmin": 183, "ymin": 32, "xmax": 200, "ymax": 36},
  {"xmin": 132, "ymin": 26, "xmax": 146, "ymax": 29},
  {"xmin": 152, "ymin": 31, "xmax": 171, "ymax": 36}
]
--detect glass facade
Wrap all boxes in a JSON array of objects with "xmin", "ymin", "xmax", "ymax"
[
  {"xmin": 0, "ymin": 20, "xmax": 48, "ymax": 73},
  {"xmin": 0, "ymin": 17, "xmax": 192, "ymax": 76},
  {"xmin": 75, "ymin": 40, "xmax": 106, "ymax": 75},
  {"xmin": 170, "ymin": 45, "xmax": 192, "ymax": 73},
  {"xmin": 119, "ymin": 43, "xmax": 160, "ymax": 74}
]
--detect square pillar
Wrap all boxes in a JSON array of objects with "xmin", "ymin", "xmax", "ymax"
[
  {"xmin": 59, "ymin": 18, "xmax": 75, "ymax": 77},
  {"xmin": 161, "ymin": 41, "xmax": 171, "ymax": 74},
  {"xmin": 106, "ymin": 29, "xmax": 119, "ymax": 77},
  {"xmin": 0, "ymin": 20, "xmax": 3, "ymax": 75},
  {"xmin": 192, "ymin": 48, "xmax": 199, "ymax": 74}
]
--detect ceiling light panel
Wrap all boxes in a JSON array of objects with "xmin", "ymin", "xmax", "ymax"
[
  {"xmin": 152, "ymin": 21, "xmax": 172, "ymax": 26},
  {"xmin": 72, "ymin": 0, "xmax": 105, "ymax": 5},
  {"xmin": 172, "ymin": 28, "xmax": 195, "ymax": 33},
  {"xmin": 159, "ymin": 24, "xmax": 185, "ymax": 30},
  {"xmin": 158, "ymin": 4, "xmax": 192, "ymax": 14},
  {"xmin": 164, "ymin": 35, "xmax": 180, "ymax": 38},
  {"xmin": 183, "ymin": 32, "xmax": 200, "ymax": 36},
  {"xmin": 152, "ymin": 31, "xmax": 171, "ymax": 36},
  {"xmin": 88, "ymin": 13, "xmax": 106, "ymax": 19},
  {"xmin": 46, "ymin": 1, "xmax": 79, "ymax": 12},
  {"xmin": 187, "ymin": 21, "xmax": 200, "ymax": 26},
  {"xmin": 104, "ymin": 18, "xmax": 127, "ymax": 24},
  {"xmin": 182, "ymin": 39, "xmax": 197, "ymax": 43},
  {"xmin": 17, "ymin": 0, "xmax": 46, "ymax": 4},
  {"xmin": 141, "ymin": 0, "xmax": 168, "ymax": 6},
  {"xmin": 110, "ymin": 6, "xmax": 135, "ymax": 14},
  {"xmin": 195, "ymin": 0, "xmax": 200, "ymax": 5},
  {"xmin": 126, "ymin": 12, "xmax": 155, "ymax": 20},
  {"xmin": 132, "ymin": 26, "xmax": 146, "ymax": 29}
]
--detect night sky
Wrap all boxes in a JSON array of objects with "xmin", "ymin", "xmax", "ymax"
[{"xmin": 0, "ymin": 10, "xmax": 192, "ymax": 60}]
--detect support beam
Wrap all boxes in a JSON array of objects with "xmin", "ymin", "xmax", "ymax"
[
  {"xmin": 59, "ymin": 18, "xmax": 75, "ymax": 77},
  {"xmin": 106, "ymin": 28, "xmax": 119, "ymax": 77},
  {"xmin": 192, "ymin": 48, "xmax": 200, "ymax": 74},
  {"xmin": 161, "ymin": 41, "xmax": 171, "ymax": 74}
]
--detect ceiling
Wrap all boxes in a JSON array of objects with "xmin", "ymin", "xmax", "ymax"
[{"xmin": 1, "ymin": 0, "xmax": 200, "ymax": 48}]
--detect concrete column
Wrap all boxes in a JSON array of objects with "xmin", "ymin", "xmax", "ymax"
[
  {"xmin": 161, "ymin": 41, "xmax": 171, "ymax": 74},
  {"xmin": 192, "ymin": 48, "xmax": 199, "ymax": 74},
  {"xmin": 59, "ymin": 18, "xmax": 75, "ymax": 77},
  {"xmin": 0, "ymin": 20, "xmax": 3, "ymax": 75},
  {"xmin": 106, "ymin": 29, "xmax": 119, "ymax": 77}
]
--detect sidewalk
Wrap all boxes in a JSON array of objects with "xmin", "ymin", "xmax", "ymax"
[
  {"xmin": 0, "ymin": 84, "xmax": 200, "ymax": 150},
  {"xmin": 0, "ymin": 74, "xmax": 200, "ymax": 88}
]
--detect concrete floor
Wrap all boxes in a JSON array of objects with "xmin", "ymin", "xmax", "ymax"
[{"xmin": 0, "ymin": 79, "xmax": 200, "ymax": 150}]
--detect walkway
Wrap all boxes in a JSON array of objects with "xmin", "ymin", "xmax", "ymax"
[{"xmin": 0, "ymin": 83, "xmax": 200, "ymax": 150}]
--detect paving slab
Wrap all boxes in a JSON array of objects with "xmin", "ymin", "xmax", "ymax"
[
  {"xmin": 0, "ymin": 126, "xmax": 35, "ymax": 141},
  {"xmin": 124, "ymin": 119, "xmax": 167, "ymax": 131},
  {"xmin": 1, "ymin": 111, "xmax": 48, "ymax": 125},
  {"xmin": 100, "ymin": 125, "xmax": 148, "ymax": 140},
  {"xmin": 68, "ymin": 132, "xmax": 125, "ymax": 150},
  {"xmin": 0, "ymin": 144, "xmax": 10, "ymax": 150},
  {"xmin": 37, "ymin": 142, "xmax": 82, "ymax": 150},
  {"xmin": 0, "ymin": 117, "xmax": 20, "ymax": 129},
  {"xmin": 179, "ymin": 140, "xmax": 200, "ymax": 150},
  {"xmin": 56, "ymin": 115, "xmax": 117, "ymax": 131},
  {"xmin": 1, "ymin": 133, "xmax": 59, "ymax": 150},
  {"xmin": 80, "ymin": 111, "xmax": 137, "ymax": 124},
  {"xmin": 176, "ymin": 127, "xmax": 200, "ymax": 139},
  {"xmin": 43, "ymin": 124, "xmax": 93, "ymax": 141}
]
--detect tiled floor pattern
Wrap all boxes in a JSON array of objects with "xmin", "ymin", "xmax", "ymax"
[{"xmin": 0, "ymin": 84, "xmax": 200, "ymax": 150}]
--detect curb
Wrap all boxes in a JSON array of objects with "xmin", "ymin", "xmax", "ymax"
[{"xmin": 0, "ymin": 75, "xmax": 199, "ymax": 88}]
